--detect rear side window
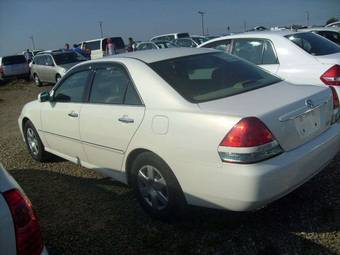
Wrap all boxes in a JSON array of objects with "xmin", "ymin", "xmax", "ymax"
[
  {"xmin": 232, "ymin": 39, "xmax": 278, "ymax": 65},
  {"xmin": 86, "ymin": 40, "xmax": 101, "ymax": 51},
  {"xmin": 89, "ymin": 65, "xmax": 141, "ymax": 105},
  {"xmin": 285, "ymin": 32, "xmax": 340, "ymax": 56},
  {"xmin": 2, "ymin": 55, "xmax": 27, "ymax": 65},
  {"xmin": 150, "ymin": 52, "xmax": 281, "ymax": 103},
  {"xmin": 202, "ymin": 39, "xmax": 232, "ymax": 52}
]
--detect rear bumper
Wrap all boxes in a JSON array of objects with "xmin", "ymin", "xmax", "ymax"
[
  {"xmin": 0, "ymin": 73, "xmax": 30, "ymax": 80},
  {"xmin": 184, "ymin": 122, "xmax": 340, "ymax": 211}
]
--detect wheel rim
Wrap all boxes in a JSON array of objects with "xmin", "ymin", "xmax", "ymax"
[
  {"xmin": 26, "ymin": 128, "xmax": 39, "ymax": 156},
  {"xmin": 56, "ymin": 76, "xmax": 61, "ymax": 82},
  {"xmin": 34, "ymin": 75, "xmax": 39, "ymax": 85},
  {"xmin": 137, "ymin": 165, "xmax": 169, "ymax": 210}
]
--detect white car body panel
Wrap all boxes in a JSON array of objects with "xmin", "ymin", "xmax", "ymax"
[{"xmin": 18, "ymin": 48, "xmax": 340, "ymax": 211}]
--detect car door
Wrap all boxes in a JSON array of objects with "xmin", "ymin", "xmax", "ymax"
[
  {"xmin": 79, "ymin": 63, "xmax": 145, "ymax": 171},
  {"xmin": 36, "ymin": 55, "xmax": 48, "ymax": 81},
  {"xmin": 231, "ymin": 38, "xmax": 279, "ymax": 74},
  {"xmin": 40, "ymin": 65, "xmax": 92, "ymax": 163},
  {"xmin": 44, "ymin": 55, "xmax": 57, "ymax": 83}
]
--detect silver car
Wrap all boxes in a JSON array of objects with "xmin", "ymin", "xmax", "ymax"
[
  {"xmin": 31, "ymin": 50, "xmax": 87, "ymax": 86},
  {"xmin": 0, "ymin": 163, "xmax": 48, "ymax": 255},
  {"xmin": 0, "ymin": 55, "xmax": 30, "ymax": 81}
]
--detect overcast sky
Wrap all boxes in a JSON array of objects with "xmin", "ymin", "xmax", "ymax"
[{"xmin": 0, "ymin": 0, "xmax": 339, "ymax": 56}]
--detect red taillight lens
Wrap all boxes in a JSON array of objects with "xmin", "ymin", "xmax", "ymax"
[
  {"xmin": 330, "ymin": 86, "xmax": 339, "ymax": 109},
  {"xmin": 320, "ymin": 65, "xmax": 340, "ymax": 86},
  {"xmin": 220, "ymin": 117, "xmax": 274, "ymax": 147},
  {"xmin": 3, "ymin": 189, "xmax": 43, "ymax": 255}
]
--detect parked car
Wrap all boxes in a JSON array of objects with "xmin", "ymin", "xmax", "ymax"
[
  {"xmin": 31, "ymin": 50, "xmax": 87, "ymax": 86},
  {"xmin": 173, "ymin": 36, "xmax": 209, "ymax": 48},
  {"xmin": 298, "ymin": 27, "xmax": 340, "ymax": 45},
  {"xmin": 150, "ymin": 32, "xmax": 190, "ymax": 42},
  {"xmin": 325, "ymin": 21, "xmax": 340, "ymax": 30},
  {"xmin": 18, "ymin": 48, "xmax": 340, "ymax": 219},
  {"xmin": 0, "ymin": 55, "xmax": 30, "ymax": 81},
  {"xmin": 136, "ymin": 41, "xmax": 176, "ymax": 51},
  {"xmin": 79, "ymin": 37, "xmax": 126, "ymax": 59},
  {"xmin": 0, "ymin": 163, "xmax": 48, "ymax": 255},
  {"xmin": 199, "ymin": 31, "xmax": 340, "ymax": 97}
]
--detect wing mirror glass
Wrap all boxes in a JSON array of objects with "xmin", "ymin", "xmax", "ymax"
[{"xmin": 38, "ymin": 91, "xmax": 50, "ymax": 102}]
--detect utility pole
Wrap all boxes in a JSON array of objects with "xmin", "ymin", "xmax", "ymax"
[
  {"xmin": 99, "ymin": 21, "xmax": 103, "ymax": 38},
  {"xmin": 227, "ymin": 25, "xmax": 230, "ymax": 33},
  {"xmin": 243, "ymin": 20, "xmax": 247, "ymax": 32},
  {"xmin": 305, "ymin": 11, "xmax": 310, "ymax": 27},
  {"xmin": 198, "ymin": 11, "xmax": 205, "ymax": 36},
  {"xmin": 29, "ymin": 35, "xmax": 35, "ymax": 50}
]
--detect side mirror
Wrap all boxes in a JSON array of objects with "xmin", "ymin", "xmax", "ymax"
[{"xmin": 38, "ymin": 91, "xmax": 50, "ymax": 102}]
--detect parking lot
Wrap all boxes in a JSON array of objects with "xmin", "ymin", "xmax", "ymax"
[{"xmin": 0, "ymin": 80, "xmax": 338, "ymax": 255}]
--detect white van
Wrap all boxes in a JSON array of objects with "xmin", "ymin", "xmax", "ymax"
[
  {"xmin": 79, "ymin": 37, "xmax": 126, "ymax": 59},
  {"xmin": 150, "ymin": 32, "xmax": 190, "ymax": 42}
]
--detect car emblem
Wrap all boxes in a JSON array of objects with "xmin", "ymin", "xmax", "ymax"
[{"xmin": 305, "ymin": 99, "xmax": 314, "ymax": 109}]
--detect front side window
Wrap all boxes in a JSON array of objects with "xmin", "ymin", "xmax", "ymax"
[
  {"xmin": 45, "ymin": 55, "xmax": 54, "ymax": 66},
  {"xmin": 285, "ymin": 32, "xmax": 340, "ymax": 56},
  {"xmin": 89, "ymin": 65, "xmax": 141, "ymax": 105},
  {"xmin": 53, "ymin": 70, "xmax": 90, "ymax": 102},
  {"xmin": 150, "ymin": 52, "xmax": 281, "ymax": 103}
]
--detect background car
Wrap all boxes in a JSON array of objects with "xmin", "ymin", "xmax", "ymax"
[
  {"xmin": 150, "ymin": 32, "xmax": 190, "ymax": 42},
  {"xmin": 79, "ymin": 37, "xmax": 126, "ymax": 59},
  {"xmin": 298, "ymin": 27, "xmax": 340, "ymax": 45},
  {"xmin": 173, "ymin": 36, "xmax": 209, "ymax": 48},
  {"xmin": 325, "ymin": 21, "xmax": 340, "ymax": 30},
  {"xmin": 0, "ymin": 55, "xmax": 30, "ymax": 81},
  {"xmin": 31, "ymin": 50, "xmax": 87, "ymax": 86},
  {"xmin": 199, "ymin": 31, "xmax": 340, "ymax": 97},
  {"xmin": 0, "ymin": 163, "xmax": 48, "ymax": 255},
  {"xmin": 136, "ymin": 41, "xmax": 176, "ymax": 51},
  {"xmin": 19, "ymin": 48, "xmax": 340, "ymax": 219}
]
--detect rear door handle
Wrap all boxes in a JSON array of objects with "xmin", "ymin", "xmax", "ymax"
[
  {"xmin": 68, "ymin": 111, "xmax": 79, "ymax": 118},
  {"xmin": 118, "ymin": 115, "xmax": 134, "ymax": 123}
]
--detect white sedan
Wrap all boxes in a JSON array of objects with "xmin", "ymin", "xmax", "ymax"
[
  {"xmin": 199, "ymin": 31, "xmax": 340, "ymax": 97},
  {"xmin": 18, "ymin": 48, "xmax": 340, "ymax": 219},
  {"xmin": 0, "ymin": 163, "xmax": 48, "ymax": 255}
]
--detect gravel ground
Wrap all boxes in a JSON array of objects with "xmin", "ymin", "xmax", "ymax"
[{"xmin": 0, "ymin": 80, "xmax": 339, "ymax": 255}]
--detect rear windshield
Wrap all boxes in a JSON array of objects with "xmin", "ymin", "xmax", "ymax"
[
  {"xmin": 53, "ymin": 52, "xmax": 87, "ymax": 65},
  {"xmin": 150, "ymin": 52, "xmax": 281, "ymax": 103},
  {"xmin": 177, "ymin": 33, "xmax": 190, "ymax": 38},
  {"xmin": 315, "ymin": 31, "xmax": 340, "ymax": 45},
  {"xmin": 2, "ymin": 55, "xmax": 27, "ymax": 65},
  {"xmin": 102, "ymin": 37, "xmax": 125, "ymax": 50},
  {"xmin": 285, "ymin": 32, "xmax": 340, "ymax": 56}
]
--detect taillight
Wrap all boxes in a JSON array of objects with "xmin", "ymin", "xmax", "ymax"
[
  {"xmin": 330, "ymin": 86, "xmax": 340, "ymax": 123},
  {"xmin": 320, "ymin": 65, "xmax": 340, "ymax": 86},
  {"xmin": 0, "ymin": 65, "xmax": 3, "ymax": 75},
  {"xmin": 3, "ymin": 189, "xmax": 43, "ymax": 255},
  {"xmin": 218, "ymin": 117, "xmax": 283, "ymax": 163}
]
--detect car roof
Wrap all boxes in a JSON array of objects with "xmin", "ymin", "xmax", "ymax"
[{"xmin": 102, "ymin": 48, "xmax": 217, "ymax": 63}]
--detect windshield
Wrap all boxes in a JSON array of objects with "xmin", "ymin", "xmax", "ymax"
[
  {"xmin": 53, "ymin": 52, "xmax": 87, "ymax": 65},
  {"xmin": 155, "ymin": 41, "xmax": 176, "ymax": 48},
  {"xmin": 192, "ymin": 37, "xmax": 209, "ymax": 45},
  {"xmin": 150, "ymin": 52, "xmax": 281, "ymax": 103},
  {"xmin": 285, "ymin": 32, "xmax": 340, "ymax": 56}
]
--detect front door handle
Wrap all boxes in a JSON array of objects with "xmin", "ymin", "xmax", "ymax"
[
  {"xmin": 68, "ymin": 111, "xmax": 79, "ymax": 118},
  {"xmin": 118, "ymin": 115, "xmax": 134, "ymax": 123}
]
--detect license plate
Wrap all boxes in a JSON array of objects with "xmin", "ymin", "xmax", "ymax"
[{"xmin": 294, "ymin": 108, "xmax": 321, "ymax": 139}]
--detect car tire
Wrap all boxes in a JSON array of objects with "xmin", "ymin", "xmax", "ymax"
[
  {"xmin": 24, "ymin": 75, "xmax": 30, "ymax": 82},
  {"xmin": 24, "ymin": 120, "xmax": 50, "ymax": 162},
  {"xmin": 56, "ymin": 74, "xmax": 61, "ymax": 83},
  {"xmin": 130, "ymin": 152, "xmax": 186, "ymax": 220},
  {"xmin": 34, "ymin": 74, "xmax": 42, "ymax": 87}
]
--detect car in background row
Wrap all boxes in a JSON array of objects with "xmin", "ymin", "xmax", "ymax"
[
  {"xmin": 0, "ymin": 55, "xmax": 30, "ymax": 81},
  {"xmin": 199, "ymin": 31, "xmax": 340, "ymax": 97},
  {"xmin": 19, "ymin": 48, "xmax": 340, "ymax": 219},
  {"xmin": 31, "ymin": 50, "xmax": 87, "ymax": 86},
  {"xmin": 79, "ymin": 37, "xmax": 126, "ymax": 59},
  {"xmin": 136, "ymin": 41, "xmax": 176, "ymax": 51},
  {"xmin": 150, "ymin": 32, "xmax": 190, "ymax": 42},
  {"xmin": 298, "ymin": 27, "xmax": 340, "ymax": 45},
  {"xmin": 0, "ymin": 163, "xmax": 48, "ymax": 255},
  {"xmin": 325, "ymin": 21, "xmax": 340, "ymax": 30}
]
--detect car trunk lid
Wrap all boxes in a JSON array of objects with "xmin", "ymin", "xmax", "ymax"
[
  {"xmin": 198, "ymin": 81, "xmax": 334, "ymax": 151},
  {"xmin": 314, "ymin": 52, "xmax": 340, "ymax": 65}
]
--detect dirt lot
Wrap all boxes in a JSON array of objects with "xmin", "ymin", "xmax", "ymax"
[{"xmin": 0, "ymin": 80, "xmax": 339, "ymax": 255}]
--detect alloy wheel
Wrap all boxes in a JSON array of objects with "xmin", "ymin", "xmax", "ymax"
[{"xmin": 26, "ymin": 128, "xmax": 39, "ymax": 156}]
